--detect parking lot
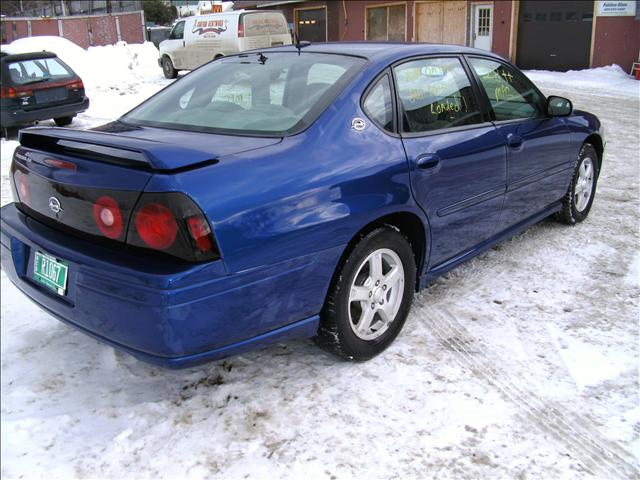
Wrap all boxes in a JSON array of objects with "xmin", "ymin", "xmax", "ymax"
[{"xmin": 1, "ymin": 43, "xmax": 639, "ymax": 478}]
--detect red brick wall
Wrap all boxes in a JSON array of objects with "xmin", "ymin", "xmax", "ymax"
[
  {"xmin": 30, "ymin": 18, "xmax": 59, "ymax": 36},
  {"xmin": 592, "ymin": 16, "xmax": 640, "ymax": 71},
  {"xmin": 491, "ymin": 0, "xmax": 512, "ymax": 60},
  {"xmin": 89, "ymin": 15, "xmax": 118, "ymax": 46},
  {"xmin": 63, "ymin": 18, "xmax": 91, "ymax": 49},
  {"xmin": 118, "ymin": 12, "xmax": 145, "ymax": 44},
  {"xmin": 1, "ymin": 12, "xmax": 145, "ymax": 49}
]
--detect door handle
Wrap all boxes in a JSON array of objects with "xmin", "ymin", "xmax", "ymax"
[
  {"xmin": 416, "ymin": 153, "xmax": 441, "ymax": 170},
  {"xmin": 507, "ymin": 133, "xmax": 523, "ymax": 148}
]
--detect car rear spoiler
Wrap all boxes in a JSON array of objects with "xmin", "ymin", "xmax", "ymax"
[{"xmin": 18, "ymin": 127, "xmax": 218, "ymax": 173}]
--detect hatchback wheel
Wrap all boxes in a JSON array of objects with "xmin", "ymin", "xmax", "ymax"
[
  {"xmin": 557, "ymin": 143, "xmax": 599, "ymax": 225},
  {"xmin": 315, "ymin": 226, "xmax": 416, "ymax": 360},
  {"xmin": 54, "ymin": 116, "xmax": 74, "ymax": 127},
  {"xmin": 162, "ymin": 56, "xmax": 178, "ymax": 79}
]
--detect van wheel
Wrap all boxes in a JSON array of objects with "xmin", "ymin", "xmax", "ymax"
[
  {"xmin": 315, "ymin": 226, "xmax": 416, "ymax": 361},
  {"xmin": 162, "ymin": 56, "xmax": 178, "ymax": 79},
  {"xmin": 54, "ymin": 116, "xmax": 74, "ymax": 127}
]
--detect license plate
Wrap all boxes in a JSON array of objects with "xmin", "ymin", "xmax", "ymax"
[
  {"xmin": 34, "ymin": 87, "xmax": 68, "ymax": 104},
  {"xmin": 33, "ymin": 251, "xmax": 68, "ymax": 296}
]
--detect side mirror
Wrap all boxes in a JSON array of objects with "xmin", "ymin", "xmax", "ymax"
[{"xmin": 547, "ymin": 96, "xmax": 572, "ymax": 116}]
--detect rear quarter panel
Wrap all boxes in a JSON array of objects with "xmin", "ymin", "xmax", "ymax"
[{"xmin": 143, "ymin": 68, "xmax": 423, "ymax": 275}]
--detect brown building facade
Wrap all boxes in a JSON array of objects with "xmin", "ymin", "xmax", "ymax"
[
  {"xmin": 234, "ymin": 0, "xmax": 640, "ymax": 72},
  {"xmin": 0, "ymin": 10, "xmax": 146, "ymax": 48}
]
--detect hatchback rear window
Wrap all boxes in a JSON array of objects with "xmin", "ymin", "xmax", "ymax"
[
  {"xmin": 7, "ymin": 57, "xmax": 74, "ymax": 85},
  {"xmin": 122, "ymin": 52, "xmax": 366, "ymax": 136}
]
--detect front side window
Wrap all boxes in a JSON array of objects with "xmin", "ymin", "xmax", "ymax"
[
  {"xmin": 366, "ymin": 4, "xmax": 406, "ymax": 41},
  {"xmin": 170, "ymin": 21, "xmax": 185, "ymax": 39},
  {"xmin": 469, "ymin": 57, "xmax": 543, "ymax": 121},
  {"xmin": 7, "ymin": 57, "xmax": 74, "ymax": 85},
  {"xmin": 122, "ymin": 52, "xmax": 366, "ymax": 135},
  {"xmin": 393, "ymin": 57, "xmax": 482, "ymax": 133},
  {"xmin": 362, "ymin": 75, "xmax": 394, "ymax": 132}
]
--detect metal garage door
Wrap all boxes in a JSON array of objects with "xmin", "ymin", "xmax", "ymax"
[
  {"xmin": 295, "ymin": 7, "xmax": 326, "ymax": 43},
  {"xmin": 516, "ymin": 0, "xmax": 594, "ymax": 71}
]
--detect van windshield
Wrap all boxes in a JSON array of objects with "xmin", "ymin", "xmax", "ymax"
[{"xmin": 121, "ymin": 52, "xmax": 366, "ymax": 136}]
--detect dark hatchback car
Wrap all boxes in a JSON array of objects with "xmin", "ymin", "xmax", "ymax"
[{"xmin": 0, "ymin": 51, "xmax": 89, "ymax": 131}]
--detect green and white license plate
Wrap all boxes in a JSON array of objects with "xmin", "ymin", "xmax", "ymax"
[{"xmin": 33, "ymin": 251, "xmax": 69, "ymax": 296}]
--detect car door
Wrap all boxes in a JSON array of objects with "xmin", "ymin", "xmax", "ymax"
[
  {"xmin": 466, "ymin": 56, "xmax": 575, "ymax": 230},
  {"xmin": 394, "ymin": 56, "xmax": 507, "ymax": 268},
  {"xmin": 166, "ymin": 20, "xmax": 187, "ymax": 69}
]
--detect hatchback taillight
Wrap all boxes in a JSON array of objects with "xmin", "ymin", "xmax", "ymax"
[
  {"xmin": 66, "ymin": 79, "xmax": 84, "ymax": 90},
  {"xmin": 238, "ymin": 19, "xmax": 244, "ymax": 38},
  {"xmin": 1, "ymin": 85, "xmax": 33, "ymax": 99}
]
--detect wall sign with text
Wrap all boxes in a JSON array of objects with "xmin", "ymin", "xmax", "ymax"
[{"xmin": 596, "ymin": 1, "xmax": 637, "ymax": 16}]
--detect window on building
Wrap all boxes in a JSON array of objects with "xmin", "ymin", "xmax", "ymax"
[
  {"xmin": 393, "ymin": 57, "xmax": 482, "ymax": 133},
  {"xmin": 468, "ymin": 57, "xmax": 543, "ymax": 121},
  {"xmin": 366, "ymin": 4, "xmax": 406, "ymax": 42}
]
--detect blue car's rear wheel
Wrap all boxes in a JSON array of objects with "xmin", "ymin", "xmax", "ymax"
[{"xmin": 315, "ymin": 226, "xmax": 416, "ymax": 361}]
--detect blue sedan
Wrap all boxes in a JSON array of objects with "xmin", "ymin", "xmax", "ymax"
[{"xmin": 0, "ymin": 43, "xmax": 603, "ymax": 367}]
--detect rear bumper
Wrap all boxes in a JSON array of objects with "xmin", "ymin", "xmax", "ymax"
[
  {"xmin": 1, "ymin": 203, "xmax": 337, "ymax": 367},
  {"xmin": 1, "ymin": 97, "xmax": 90, "ymax": 127}
]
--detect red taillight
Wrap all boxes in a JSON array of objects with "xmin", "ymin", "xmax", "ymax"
[
  {"xmin": 1, "ymin": 85, "xmax": 32, "ymax": 98},
  {"xmin": 14, "ymin": 171, "xmax": 30, "ymax": 205},
  {"xmin": 187, "ymin": 215, "xmax": 214, "ymax": 252},
  {"xmin": 135, "ymin": 203, "xmax": 178, "ymax": 250},
  {"xmin": 93, "ymin": 196, "xmax": 124, "ymax": 239},
  {"xmin": 66, "ymin": 79, "xmax": 84, "ymax": 90},
  {"xmin": 238, "ymin": 20, "xmax": 244, "ymax": 38}
]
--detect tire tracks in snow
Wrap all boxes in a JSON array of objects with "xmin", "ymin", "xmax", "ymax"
[{"xmin": 415, "ymin": 299, "xmax": 639, "ymax": 478}]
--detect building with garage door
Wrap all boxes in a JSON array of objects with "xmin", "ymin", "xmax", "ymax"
[{"xmin": 233, "ymin": 0, "xmax": 640, "ymax": 72}]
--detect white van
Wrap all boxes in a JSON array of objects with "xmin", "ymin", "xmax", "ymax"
[{"xmin": 158, "ymin": 10, "xmax": 292, "ymax": 78}]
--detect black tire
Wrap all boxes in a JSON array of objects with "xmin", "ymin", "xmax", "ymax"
[
  {"xmin": 162, "ymin": 56, "xmax": 178, "ymax": 79},
  {"xmin": 54, "ymin": 116, "xmax": 74, "ymax": 127},
  {"xmin": 556, "ymin": 143, "xmax": 599, "ymax": 225},
  {"xmin": 315, "ymin": 226, "xmax": 416, "ymax": 361},
  {"xmin": 1, "ymin": 126, "xmax": 19, "ymax": 140}
]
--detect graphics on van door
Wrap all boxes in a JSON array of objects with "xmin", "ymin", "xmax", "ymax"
[{"xmin": 192, "ymin": 19, "xmax": 228, "ymax": 37}]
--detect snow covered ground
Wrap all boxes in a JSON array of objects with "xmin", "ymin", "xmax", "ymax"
[{"xmin": 1, "ymin": 40, "xmax": 639, "ymax": 479}]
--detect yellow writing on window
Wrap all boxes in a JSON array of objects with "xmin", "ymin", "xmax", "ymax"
[
  {"xmin": 430, "ymin": 99, "xmax": 464, "ymax": 114},
  {"xmin": 494, "ymin": 85, "xmax": 511, "ymax": 101}
]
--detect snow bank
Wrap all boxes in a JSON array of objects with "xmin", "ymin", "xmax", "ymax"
[
  {"xmin": 5, "ymin": 36, "xmax": 165, "ymax": 91},
  {"xmin": 525, "ymin": 64, "xmax": 639, "ymax": 98}
]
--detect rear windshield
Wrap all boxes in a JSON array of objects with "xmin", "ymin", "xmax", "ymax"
[
  {"xmin": 122, "ymin": 52, "xmax": 366, "ymax": 136},
  {"xmin": 243, "ymin": 12, "xmax": 289, "ymax": 36},
  {"xmin": 6, "ymin": 57, "xmax": 74, "ymax": 85}
]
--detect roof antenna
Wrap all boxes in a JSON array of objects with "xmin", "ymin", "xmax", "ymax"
[
  {"xmin": 258, "ymin": 52, "xmax": 267, "ymax": 64},
  {"xmin": 294, "ymin": 32, "xmax": 310, "ymax": 55},
  {"xmin": 294, "ymin": 32, "xmax": 301, "ymax": 55}
]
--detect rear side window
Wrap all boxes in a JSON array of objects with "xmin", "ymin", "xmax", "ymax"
[
  {"xmin": 363, "ymin": 74, "xmax": 394, "ymax": 132},
  {"xmin": 468, "ymin": 57, "xmax": 543, "ymax": 121},
  {"xmin": 243, "ymin": 13, "xmax": 288, "ymax": 36},
  {"xmin": 7, "ymin": 57, "xmax": 73, "ymax": 85},
  {"xmin": 393, "ymin": 57, "xmax": 482, "ymax": 133}
]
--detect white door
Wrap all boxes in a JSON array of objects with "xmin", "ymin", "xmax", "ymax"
[{"xmin": 472, "ymin": 4, "xmax": 493, "ymax": 51}]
